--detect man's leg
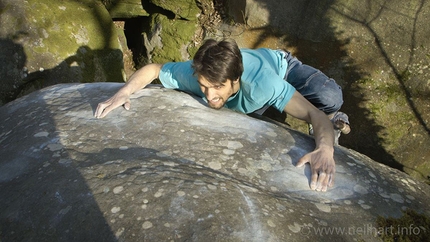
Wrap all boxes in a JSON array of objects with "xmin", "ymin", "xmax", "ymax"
[{"xmin": 283, "ymin": 52, "xmax": 350, "ymax": 142}]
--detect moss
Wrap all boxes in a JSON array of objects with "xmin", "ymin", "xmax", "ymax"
[
  {"xmin": 26, "ymin": 0, "xmax": 120, "ymax": 56},
  {"xmin": 150, "ymin": 0, "xmax": 200, "ymax": 20},
  {"xmin": 22, "ymin": 0, "xmax": 124, "ymax": 83},
  {"xmin": 376, "ymin": 209, "xmax": 430, "ymax": 242},
  {"xmin": 150, "ymin": 14, "xmax": 197, "ymax": 63},
  {"xmin": 187, "ymin": 44, "xmax": 199, "ymax": 59},
  {"xmin": 102, "ymin": 0, "xmax": 149, "ymax": 18},
  {"xmin": 358, "ymin": 76, "xmax": 414, "ymax": 150},
  {"xmin": 408, "ymin": 162, "xmax": 430, "ymax": 185}
]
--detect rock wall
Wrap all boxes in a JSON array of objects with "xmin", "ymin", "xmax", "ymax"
[
  {"xmin": 1, "ymin": 83, "xmax": 429, "ymax": 241},
  {"xmin": 0, "ymin": 0, "xmax": 213, "ymax": 104},
  {"xmin": 132, "ymin": 0, "xmax": 214, "ymax": 64},
  {"xmin": 0, "ymin": 0, "xmax": 126, "ymax": 104}
]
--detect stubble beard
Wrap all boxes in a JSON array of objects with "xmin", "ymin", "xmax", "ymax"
[{"xmin": 208, "ymin": 97, "xmax": 225, "ymax": 110}]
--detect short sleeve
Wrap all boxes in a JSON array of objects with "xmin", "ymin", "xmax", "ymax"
[
  {"xmin": 159, "ymin": 61, "xmax": 204, "ymax": 97},
  {"xmin": 250, "ymin": 69, "xmax": 296, "ymax": 113},
  {"xmin": 268, "ymin": 78, "xmax": 296, "ymax": 112}
]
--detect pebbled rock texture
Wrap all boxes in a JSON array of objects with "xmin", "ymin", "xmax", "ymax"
[{"xmin": 1, "ymin": 83, "xmax": 429, "ymax": 241}]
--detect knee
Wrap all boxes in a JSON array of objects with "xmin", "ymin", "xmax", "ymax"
[{"xmin": 319, "ymin": 79, "xmax": 343, "ymax": 114}]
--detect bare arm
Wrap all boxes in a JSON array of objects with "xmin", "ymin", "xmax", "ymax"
[
  {"xmin": 94, "ymin": 64, "xmax": 163, "ymax": 118},
  {"xmin": 283, "ymin": 91, "xmax": 335, "ymax": 192}
]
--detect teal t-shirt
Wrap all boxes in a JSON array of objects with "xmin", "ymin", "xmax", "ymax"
[{"xmin": 158, "ymin": 48, "xmax": 296, "ymax": 114}]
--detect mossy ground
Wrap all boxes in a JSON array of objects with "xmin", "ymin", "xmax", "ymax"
[
  {"xmin": 376, "ymin": 209, "xmax": 430, "ymax": 242},
  {"xmin": 227, "ymin": 23, "xmax": 430, "ymax": 184}
]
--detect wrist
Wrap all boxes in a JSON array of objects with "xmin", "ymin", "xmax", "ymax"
[
  {"xmin": 120, "ymin": 84, "xmax": 134, "ymax": 96},
  {"xmin": 317, "ymin": 143, "xmax": 334, "ymax": 153}
]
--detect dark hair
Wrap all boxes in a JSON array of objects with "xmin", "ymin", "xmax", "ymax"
[{"xmin": 192, "ymin": 39, "xmax": 243, "ymax": 85}]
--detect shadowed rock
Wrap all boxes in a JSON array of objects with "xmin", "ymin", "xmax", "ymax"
[{"xmin": 1, "ymin": 83, "xmax": 429, "ymax": 241}]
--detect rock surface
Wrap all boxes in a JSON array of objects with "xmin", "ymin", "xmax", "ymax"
[
  {"xmin": 104, "ymin": 0, "xmax": 149, "ymax": 18},
  {"xmin": 1, "ymin": 83, "xmax": 429, "ymax": 241}
]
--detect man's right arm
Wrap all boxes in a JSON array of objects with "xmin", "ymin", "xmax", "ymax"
[{"xmin": 94, "ymin": 63, "xmax": 163, "ymax": 118}]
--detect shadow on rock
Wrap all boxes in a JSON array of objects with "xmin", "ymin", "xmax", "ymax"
[{"xmin": 2, "ymin": 83, "xmax": 429, "ymax": 241}]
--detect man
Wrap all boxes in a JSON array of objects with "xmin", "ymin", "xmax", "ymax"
[{"xmin": 95, "ymin": 39, "xmax": 350, "ymax": 192}]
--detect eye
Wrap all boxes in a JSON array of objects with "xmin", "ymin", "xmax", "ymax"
[{"xmin": 215, "ymin": 85, "xmax": 223, "ymax": 90}]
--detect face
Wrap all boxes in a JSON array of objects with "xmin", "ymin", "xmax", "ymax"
[{"xmin": 197, "ymin": 75, "xmax": 240, "ymax": 109}]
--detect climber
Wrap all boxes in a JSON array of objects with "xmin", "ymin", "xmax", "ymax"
[{"xmin": 95, "ymin": 38, "xmax": 350, "ymax": 192}]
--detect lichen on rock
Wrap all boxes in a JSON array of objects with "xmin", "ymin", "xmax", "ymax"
[{"xmin": 0, "ymin": 0, "xmax": 125, "ymax": 103}]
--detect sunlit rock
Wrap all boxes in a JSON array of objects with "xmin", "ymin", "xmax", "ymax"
[{"xmin": 1, "ymin": 83, "xmax": 429, "ymax": 241}]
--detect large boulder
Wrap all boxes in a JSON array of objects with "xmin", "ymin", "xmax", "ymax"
[
  {"xmin": 0, "ymin": 0, "xmax": 125, "ymax": 104},
  {"xmin": 1, "ymin": 83, "xmax": 429, "ymax": 241}
]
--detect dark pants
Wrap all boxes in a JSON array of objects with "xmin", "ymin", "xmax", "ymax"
[{"xmin": 283, "ymin": 51, "xmax": 343, "ymax": 115}]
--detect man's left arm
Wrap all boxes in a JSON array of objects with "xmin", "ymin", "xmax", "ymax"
[{"xmin": 283, "ymin": 91, "xmax": 335, "ymax": 192}]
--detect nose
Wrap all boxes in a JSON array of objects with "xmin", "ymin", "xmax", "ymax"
[{"xmin": 204, "ymin": 87, "xmax": 216, "ymax": 100}]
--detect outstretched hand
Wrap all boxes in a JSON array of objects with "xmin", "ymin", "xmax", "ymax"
[
  {"xmin": 296, "ymin": 147, "xmax": 335, "ymax": 192},
  {"xmin": 94, "ymin": 92, "xmax": 131, "ymax": 119}
]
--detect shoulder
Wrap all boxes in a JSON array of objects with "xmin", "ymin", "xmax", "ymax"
[
  {"xmin": 159, "ymin": 61, "xmax": 195, "ymax": 83},
  {"xmin": 240, "ymin": 48, "xmax": 279, "ymax": 60},
  {"xmin": 240, "ymin": 49, "xmax": 280, "ymax": 84},
  {"xmin": 159, "ymin": 60, "xmax": 198, "ymax": 90},
  {"xmin": 161, "ymin": 60, "xmax": 193, "ymax": 73}
]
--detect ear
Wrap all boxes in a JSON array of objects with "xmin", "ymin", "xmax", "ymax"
[{"xmin": 231, "ymin": 78, "xmax": 240, "ymax": 91}]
